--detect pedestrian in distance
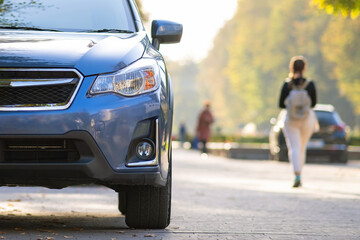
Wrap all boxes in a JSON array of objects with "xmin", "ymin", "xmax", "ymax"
[
  {"xmin": 179, "ymin": 122, "xmax": 187, "ymax": 147},
  {"xmin": 278, "ymin": 56, "xmax": 319, "ymax": 188},
  {"xmin": 196, "ymin": 101, "xmax": 214, "ymax": 157}
]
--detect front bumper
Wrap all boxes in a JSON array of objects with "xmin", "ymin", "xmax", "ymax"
[
  {"xmin": 0, "ymin": 75, "xmax": 168, "ymax": 188},
  {"xmin": 0, "ymin": 131, "xmax": 167, "ymax": 189}
]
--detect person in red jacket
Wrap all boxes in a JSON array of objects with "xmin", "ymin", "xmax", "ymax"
[{"xmin": 196, "ymin": 101, "xmax": 214, "ymax": 154}]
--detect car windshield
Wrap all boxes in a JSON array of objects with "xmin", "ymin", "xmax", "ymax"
[
  {"xmin": 315, "ymin": 111, "xmax": 343, "ymax": 126},
  {"xmin": 0, "ymin": 0, "xmax": 136, "ymax": 32}
]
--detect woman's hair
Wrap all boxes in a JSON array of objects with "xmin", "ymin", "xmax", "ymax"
[{"xmin": 288, "ymin": 56, "xmax": 307, "ymax": 79}]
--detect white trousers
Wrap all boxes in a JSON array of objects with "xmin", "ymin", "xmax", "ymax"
[{"xmin": 283, "ymin": 110, "xmax": 318, "ymax": 173}]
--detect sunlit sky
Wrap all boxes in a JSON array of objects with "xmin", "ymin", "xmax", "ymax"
[{"xmin": 142, "ymin": 0, "xmax": 238, "ymax": 62}]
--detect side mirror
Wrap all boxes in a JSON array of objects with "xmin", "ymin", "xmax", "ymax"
[{"xmin": 151, "ymin": 20, "xmax": 183, "ymax": 50}]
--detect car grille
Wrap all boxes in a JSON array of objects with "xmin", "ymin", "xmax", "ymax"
[{"xmin": 0, "ymin": 69, "xmax": 83, "ymax": 110}]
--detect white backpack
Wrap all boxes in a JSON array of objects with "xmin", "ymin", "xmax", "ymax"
[{"xmin": 285, "ymin": 79, "xmax": 311, "ymax": 121}]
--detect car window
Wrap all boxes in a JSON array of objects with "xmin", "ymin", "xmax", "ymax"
[
  {"xmin": 315, "ymin": 111, "xmax": 342, "ymax": 126},
  {"xmin": 0, "ymin": 0, "xmax": 136, "ymax": 32},
  {"xmin": 332, "ymin": 111, "xmax": 343, "ymax": 125}
]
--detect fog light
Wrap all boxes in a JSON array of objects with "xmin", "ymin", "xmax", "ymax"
[{"xmin": 136, "ymin": 140, "xmax": 154, "ymax": 160}]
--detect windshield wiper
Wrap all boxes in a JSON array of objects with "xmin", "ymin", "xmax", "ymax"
[
  {"xmin": 84, "ymin": 29, "xmax": 134, "ymax": 33},
  {"xmin": 0, "ymin": 26, "xmax": 61, "ymax": 32}
]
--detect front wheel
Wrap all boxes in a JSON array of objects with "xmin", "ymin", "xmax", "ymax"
[
  {"xmin": 124, "ymin": 175, "xmax": 171, "ymax": 229},
  {"xmin": 118, "ymin": 191, "xmax": 127, "ymax": 215},
  {"xmin": 123, "ymin": 145, "xmax": 172, "ymax": 229}
]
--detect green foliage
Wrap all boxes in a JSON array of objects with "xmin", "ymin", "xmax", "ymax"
[
  {"xmin": 321, "ymin": 18, "xmax": 360, "ymax": 114},
  {"xmin": 349, "ymin": 136, "xmax": 360, "ymax": 146},
  {"xmin": 196, "ymin": 18, "xmax": 238, "ymax": 133},
  {"xmin": 312, "ymin": 0, "xmax": 360, "ymax": 18}
]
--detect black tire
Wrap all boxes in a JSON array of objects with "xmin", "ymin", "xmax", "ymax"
[
  {"xmin": 125, "ymin": 163, "xmax": 172, "ymax": 229},
  {"xmin": 118, "ymin": 191, "xmax": 127, "ymax": 215}
]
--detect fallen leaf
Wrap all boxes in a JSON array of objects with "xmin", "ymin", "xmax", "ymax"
[
  {"xmin": 0, "ymin": 232, "xmax": 4, "ymax": 234},
  {"xmin": 50, "ymin": 220, "xmax": 65, "ymax": 225},
  {"xmin": 7, "ymin": 199, "xmax": 21, "ymax": 202},
  {"xmin": 45, "ymin": 237, "xmax": 54, "ymax": 240},
  {"xmin": 116, "ymin": 231, "xmax": 125, "ymax": 234},
  {"xmin": 111, "ymin": 238, "xmax": 117, "ymax": 240},
  {"xmin": 72, "ymin": 228, "xmax": 84, "ymax": 231},
  {"xmin": 0, "ymin": 236, "xmax": 6, "ymax": 239},
  {"xmin": 132, "ymin": 234, "xmax": 137, "ymax": 237},
  {"xmin": 37, "ymin": 229, "xmax": 52, "ymax": 233},
  {"xmin": 14, "ymin": 228, "xmax": 23, "ymax": 231},
  {"xmin": 144, "ymin": 234, "xmax": 156, "ymax": 237},
  {"xmin": 7, "ymin": 204, "xmax": 14, "ymax": 207},
  {"xmin": 64, "ymin": 236, "xmax": 73, "ymax": 239}
]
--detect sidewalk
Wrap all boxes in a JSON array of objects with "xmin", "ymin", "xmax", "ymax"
[{"xmin": 171, "ymin": 149, "xmax": 360, "ymax": 240}]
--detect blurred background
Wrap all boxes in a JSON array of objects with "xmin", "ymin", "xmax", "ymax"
[{"xmin": 136, "ymin": 0, "xmax": 360, "ymax": 145}]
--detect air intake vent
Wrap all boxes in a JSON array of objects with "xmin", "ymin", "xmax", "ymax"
[{"xmin": 2, "ymin": 139, "xmax": 81, "ymax": 163}]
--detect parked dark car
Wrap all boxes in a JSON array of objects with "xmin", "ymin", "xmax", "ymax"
[
  {"xmin": 0, "ymin": 0, "xmax": 182, "ymax": 229},
  {"xmin": 269, "ymin": 104, "xmax": 348, "ymax": 163}
]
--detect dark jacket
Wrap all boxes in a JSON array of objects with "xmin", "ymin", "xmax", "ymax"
[{"xmin": 279, "ymin": 78, "xmax": 317, "ymax": 108}]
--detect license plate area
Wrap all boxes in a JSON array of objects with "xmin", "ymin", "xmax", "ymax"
[{"xmin": 307, "ymin": 139, "xmax": 325, "ymax": 149}]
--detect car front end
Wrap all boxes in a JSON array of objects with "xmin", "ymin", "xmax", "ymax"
[
  {"xmin": 0, "ymin": 0, "xmax": 182, "ymax": 229},
  {"xmin": 0, "ymin": 28, "xmax": 173, "ymax": 188}
]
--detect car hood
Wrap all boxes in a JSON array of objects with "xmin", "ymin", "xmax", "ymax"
[{"xmin": 0, "ymin": 31, "xmax": 147, "ymax": 76}]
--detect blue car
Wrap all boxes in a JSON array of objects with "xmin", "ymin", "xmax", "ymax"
[{"xmin": 0, "ymin": 0, "xmax": 182, "ymax": 229}]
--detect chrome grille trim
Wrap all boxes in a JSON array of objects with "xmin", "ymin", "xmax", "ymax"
[
  {"xmin": 0, "ymin": 68, "xmax": 84, "ymax": 111},
  {"xmin": 1, "ymin": 78, "xmax": 78, "ymax": 87}
]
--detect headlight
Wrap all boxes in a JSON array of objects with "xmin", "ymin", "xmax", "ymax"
[{"xmin": 90, "ymin": 59, "xmax": 160, "ymax": 96}]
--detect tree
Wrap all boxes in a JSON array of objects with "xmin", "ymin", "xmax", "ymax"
[
  {"xmin": 196, "ymin": 19, "xmax": 239, "ymax": 133},
  {"xmin": 312, "ymin": 0, "xmax": 360, "ymax": 18},
  {"xmin": 321, "ymin": 17, "xmax": 360, "ymax": 115}
]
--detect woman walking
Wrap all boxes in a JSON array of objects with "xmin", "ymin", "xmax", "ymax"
[{"xmin": 279, "ymin": 56, "xmax": 319, "ymax": 187}]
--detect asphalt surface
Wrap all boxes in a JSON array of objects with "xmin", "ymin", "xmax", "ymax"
[{"xmin": 0, "ymin": 149, "xmax": 359, "ymax": 239}]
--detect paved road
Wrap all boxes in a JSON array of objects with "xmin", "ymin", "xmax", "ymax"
[{"xmin": 0, "ymin": 149, "xmax": 359, "ymax": 239}]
